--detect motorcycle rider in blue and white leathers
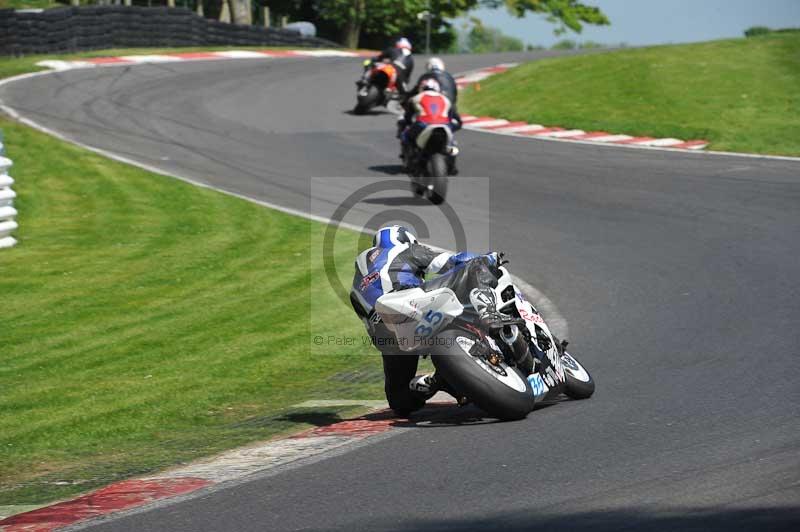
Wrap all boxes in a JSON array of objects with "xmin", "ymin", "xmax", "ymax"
[{"xmin": 350, "ymin": 225, "xmax": 530, "ymax": 417}]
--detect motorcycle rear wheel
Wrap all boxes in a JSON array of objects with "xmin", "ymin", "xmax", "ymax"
[
  {"xmin": 354, "ymin": 85, "xmax": 380, "ymax": 114},
  {"xmin": 427, "ymin": 153, "xmax": 448, "ymax": 204},
  {"xmin": 431, "ymin": 329, "xmax": 535, "ymax": 421}
]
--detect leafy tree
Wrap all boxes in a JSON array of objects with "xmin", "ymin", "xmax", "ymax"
[
  {"xmin": 467, "ymin": 18, "xmax": 524, "ymax": 52},
  {"xmin": 744, "ymin": 26, "xmax": 771, "ymax": 37},
  {"xmin": 229, "ymin": 0, "xmax": 252, "ymax": 24},
  {"xmin": 262, "ymin": 0, "xmax": 609, "ymax": 50},
  {"xmin": 266, "ymin": 0, "xmax": 609, "ymax": 48},
  {"xmin": 550, "ymin": 38, "xmax": 576, "ymax": 50},
  {"xmin": 495, "ymin": 0, "xmax": 609, "ymax": 35},
  {"xmin": 314, "ymin": 0, "xmax": 472, "ymax": 48}
]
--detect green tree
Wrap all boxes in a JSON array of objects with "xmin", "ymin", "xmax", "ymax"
[
  {"xmin": 229, "ymin": 0, "xmax": 252, "ymax": 24},
  {"xmin": 276, "ymin": 0, "xmax": 609, "ymax": 49},
  {"xmin": 467, "ymin": 18, "xmax": 525, "ymax": 52},
  {"xmin": 550, "ymin": 38, "xmax": 576, "ymax": 50},
  {"xmin": 496, "ymin": 0, "xmax": 609, "ymax": 35}
]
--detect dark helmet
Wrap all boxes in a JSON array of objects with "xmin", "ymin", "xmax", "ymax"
[{"xmin": 420, "ymin": 78, "xmax": 441, "ymax": 93}]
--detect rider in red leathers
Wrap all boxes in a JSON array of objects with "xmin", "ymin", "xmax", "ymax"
[{"xmin": 400, "ymin": 78, "xmax": 462, "ymax": 174}]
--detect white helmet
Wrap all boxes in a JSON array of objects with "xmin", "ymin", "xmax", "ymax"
[
  {"xmin": 395, "ymin": 37, "xmax": 412, "ymax": 51},
  {"xmin": 426, "ymin": 57, "xmax": 445, "ymax": 72}
]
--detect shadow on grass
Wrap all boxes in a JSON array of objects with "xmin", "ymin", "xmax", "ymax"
[{"xmin": 276, "ymin": 411, "xmax": 346, "ymax": 427}]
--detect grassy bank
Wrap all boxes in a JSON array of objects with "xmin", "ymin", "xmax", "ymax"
[
  {"xmin": 461, "ymin": 33, "xmax": 800, "ymax": 156},
  {"xmin": 0, "ymin": 56, "xmax": 383, "ymax": 505}
]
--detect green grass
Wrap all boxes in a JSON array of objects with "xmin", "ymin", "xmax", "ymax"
[
  {"xmin": 0, "ymin": 0, "xmax": 57, "ymax": 8},
  {"xmin": 0, "ymin": 55, "xmax": 387, "ymax": 505},
  {"xmin": 461, "ymin": 33, "xmax": 800, "ymax": 156}
]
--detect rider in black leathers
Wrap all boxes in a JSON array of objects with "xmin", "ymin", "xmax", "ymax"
[
  {"xmin": 409, "ymin": 57, "xmax": 458, "ymax": 108},
  {"xmin": 368, "ymin": 37, "xmax": 415, "ymax": 95}
]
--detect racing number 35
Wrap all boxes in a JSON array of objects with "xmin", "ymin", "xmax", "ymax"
[{"xmin": 415, "ymin": 310, "xmax": 443, "ymax": 337}]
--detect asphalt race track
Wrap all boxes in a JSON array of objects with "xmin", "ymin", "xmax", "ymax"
[{"xmin": 2, "ymin": 53, "xmax": 799, "ymax": 531}]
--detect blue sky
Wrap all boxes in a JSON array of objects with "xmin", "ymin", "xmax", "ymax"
[{"xmin": 460, "ymin": 0, "xmax": 800, "ymax": 47}]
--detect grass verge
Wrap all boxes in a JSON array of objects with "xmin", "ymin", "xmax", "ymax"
[
  {"xmin": 461, "ymin": 34, "xmax": 800, "ymax": 156},
  {"xmin": 0, "ymin": 54, "xmax": 386, "ymax": 505}
]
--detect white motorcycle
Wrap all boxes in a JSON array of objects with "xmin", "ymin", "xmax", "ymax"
[{"xmin": 376, "ymin": 265, "xmax": 594, "ymax": 420}]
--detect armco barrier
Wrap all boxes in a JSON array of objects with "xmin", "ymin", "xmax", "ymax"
[
  {"xmin": 0, "ymin": 6, "xmax": 337, "ymax": 56},
  {"xmin": 0, "ymin": 131, "xmax": 17, "ymax": 249}
]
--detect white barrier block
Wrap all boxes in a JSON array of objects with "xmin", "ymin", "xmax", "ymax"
[
  {"xmin": 0, "ymin": 156, "xmax": 12, "ymax": 173},
  {"xmin": 0, "ymin": 219, "xmax": 18, "ymax": 238},
  {"xmin": 0, "ymin": 174, "xmax": 13, "ymax": 187},
  {"xmin": 0, "ymin": 187, "xmax": 16, "ymax": 206},
  {"xmin": 0, "ymin": 205, "xmax": 17, "ymax": 220},
  {"xmin": 0, "ymin": 236, "xmax": 17, "ymax": 248}
]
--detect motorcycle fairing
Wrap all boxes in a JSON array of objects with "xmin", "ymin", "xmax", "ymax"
[
  {"xmin": 494, "ymin": 267, "xmax": 566, "ymax": 390},
  {"xmin": 416, "ymin": 124, "xmax": 453, "ymax": 150},
  {"xmin": 376, "ymin": 287, "xmax": 463, "ymax": 352}
]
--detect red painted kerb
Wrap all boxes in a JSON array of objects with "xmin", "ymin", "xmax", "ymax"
[{"xmin": 0, "ymin": 478, "xmax": 211, "ymax": 532}]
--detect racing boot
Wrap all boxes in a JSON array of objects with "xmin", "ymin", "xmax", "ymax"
[
  {"xmin": 469, "ymin": 287, "xmax": 518, "ymax": 332},
  {"xmin": 409, "ymin": 373, "xmax": 439, "ymax": 398},
  {"xmin": 410, "ymin": 373, "xmax": 467, "ymax": 405},
  {"xmin": 396, "ymin": 116, "xmax": 407, "ymax": 139},
  {"xmin": 447, "ymin": 141, "xmax": 459, "ymax": 175}
]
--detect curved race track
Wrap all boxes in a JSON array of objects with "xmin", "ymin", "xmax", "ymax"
[{"xmin": 2, "ymin": 53, "xmax": 799, "ymax": 531}]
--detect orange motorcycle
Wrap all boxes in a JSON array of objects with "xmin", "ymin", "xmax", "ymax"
[{"xmin": 354, "ymin": 60, "xmax": 399, "ymax": 114}]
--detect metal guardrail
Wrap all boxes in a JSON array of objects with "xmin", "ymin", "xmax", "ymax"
[{"xmin": 0, "ymin": 130, "xmax": 17, "ymax": 249}]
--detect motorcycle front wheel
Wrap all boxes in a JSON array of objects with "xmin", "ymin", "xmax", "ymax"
[{"xmin": 561, "ymin": 351, "xmax": 595, "ymax": 399}]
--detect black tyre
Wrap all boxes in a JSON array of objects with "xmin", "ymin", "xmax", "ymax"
[
  {"xmin": 354, "ymin": 85, "xmax": 380, "ymax": 115},
  {"xmin": 409, "ymin": 180, "xmax": 425, "ymax": 197},
  {"xmin": 427, "ymin": 154, "xmax": 448, "ymax": 204},
  {"xmin": 561, "ymin": 351, "xmax": 595, "ymax": 399},
  {"xmin": 431, "ymin": 329, "xmax": 535, "ymax": 420}
]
